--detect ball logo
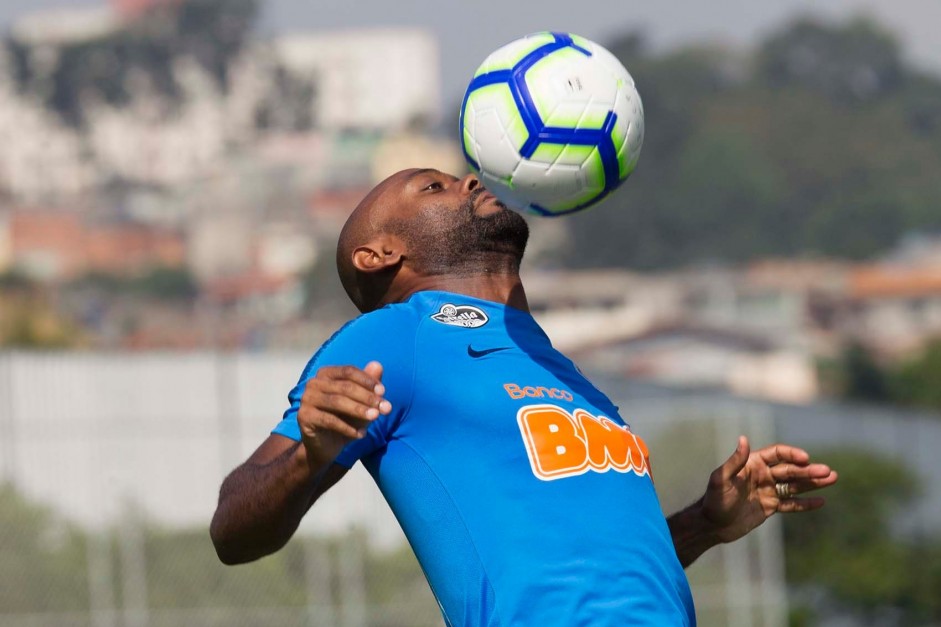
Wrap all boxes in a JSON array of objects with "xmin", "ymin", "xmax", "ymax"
[
  {"xmin": 517, "ymin": 404, "xmax": 650, "ymax": 481},
  {"xmin": 431, "ymin": 303, "xmax": 489, "ymax": 328}
]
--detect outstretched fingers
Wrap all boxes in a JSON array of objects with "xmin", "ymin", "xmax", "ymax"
[
  {"xmin": 776, "ymin": 473, "xmax": 839, "ymax": 496},
  {"xmin": 771, "ymin": 462, "xmax": 836, "ymax": 482},
  {"xmin": 776, "ymin": 496, "xmax": 826, "ymax": 513},
  {"xmin": 301, "ymin": 363, "xmax": 392, "ymax": 439},
  {"xmin": 757, "ymin": 443, "xmax": 811, "ymax": 467},
  {"xmin": 718, "ymin": 436, "xmax": 751, "ymax": 483},
  {"xmin": 304, "ymin": 408, "xmax": 366, "ymax": 440},
  {"xmin": 363, "ymin": 361, "xmax": 385, "ymax": 393}
]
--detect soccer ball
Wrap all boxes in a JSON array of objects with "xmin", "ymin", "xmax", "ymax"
[{"xmin": 460, "ymin": 32, "xmax": 644, "ymax": 216}]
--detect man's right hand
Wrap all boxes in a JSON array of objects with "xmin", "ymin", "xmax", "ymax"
[{"xmin": 297, "ymin": 361, "xmax": 391, "ymax": 466}]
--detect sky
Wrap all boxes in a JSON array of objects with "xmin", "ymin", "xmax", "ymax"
[{"xmin": 1, "ymin": 0, "xmax": 939, "ymax": 102}]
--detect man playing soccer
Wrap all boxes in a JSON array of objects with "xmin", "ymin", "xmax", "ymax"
[{"xmin": 210, "ymin": 169, "xmax": 838, "ymax": 626}]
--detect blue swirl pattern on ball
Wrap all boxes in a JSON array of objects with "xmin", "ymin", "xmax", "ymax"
[{"xmin": 460, "ymin": 32, "xmax": 636, "ymax": 216}]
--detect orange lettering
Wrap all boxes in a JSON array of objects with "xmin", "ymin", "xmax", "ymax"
[
  {"xmin": 576, "ymin": 411, "xmax": 649, "ymax": 475},
  {"xmin": 518, "ymin": 404, "xmax": 651, "ymax": 481},
  {"xmin": 517, "ymin": 405, "xmax": 588, "ymax": 479},
  {"xmin": 504, "ymin": 383, "xmax": 575, "ymax": 402}
]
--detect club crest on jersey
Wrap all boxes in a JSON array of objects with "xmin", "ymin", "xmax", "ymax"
[{"xmin": 431, "ymin": 303, "xmax": 489, "ymax": 328}]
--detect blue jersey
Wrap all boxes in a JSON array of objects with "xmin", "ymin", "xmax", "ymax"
[{"xmin": 273, "ymin": 291, "xmax": 695, "ymax": 626}]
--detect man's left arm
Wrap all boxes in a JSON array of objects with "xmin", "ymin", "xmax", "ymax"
[{"xmin": 667, "ymin": 436, "xmax": 838, "ymax": 568}]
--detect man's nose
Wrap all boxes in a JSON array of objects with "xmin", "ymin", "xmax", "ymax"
[{"xmin": 459, "ymin": 173, "xmax": 480, "ymax": 194}]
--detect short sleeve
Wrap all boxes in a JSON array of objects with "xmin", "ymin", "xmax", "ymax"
[{"xmin": 272, "ymin": 308, "xmax": 417, "ymax": 468}]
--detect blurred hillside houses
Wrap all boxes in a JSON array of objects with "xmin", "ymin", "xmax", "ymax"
[
  {"xmin": 1, "ymin": 3, "xmax": 940, "ymax": 409},
  {"xmin": 3, "ymin": 209, "xmax": 184, "ymax": 279},
  {"xmin": 531, "ymin": 238, "xmax": 941, "ymax": 403},
  {"xmin": 0, "ymin": 0, "xmax": 463, "ymax": 352},
  {"xmin": 0, "ymin": 0, "xmax": 450, "ymax": 203}
]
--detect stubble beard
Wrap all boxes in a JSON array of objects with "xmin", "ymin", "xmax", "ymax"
[{"xmin": 393, "ymin": 189, "xmax": 530, "ymax": 277}]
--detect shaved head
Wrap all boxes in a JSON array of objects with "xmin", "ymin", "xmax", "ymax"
[
  {"xmin": 335, "ymin": 169, "xmax": 529, "ymax": 313},
  {"xmin": 335, "ymin": 210, "xmax": 372, "ymax": 307},
  {"xmin": 335, "ymin": 169, "xmax": 413, "ymax": 311}
]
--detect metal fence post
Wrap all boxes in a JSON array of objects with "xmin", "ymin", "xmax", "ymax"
[
  {"xmin": 87, "ymin": 532, "xmax": 118, "ymax": 627},
  {"xmin": 118, "ymin": 505, "xmax": 150, "ymax": 627},
  {"xmin": 0, "ymin": 352, "xmax": 16, "ymax": 484},
  {"xmin": 750, "ymin": 404, "xmax": 788, "ymax": 627},
  {"xmin": 717, "ymin": 405, "xmax": 753, "ymax": 627},
  {"xmin": 216, "ymin": 351, "xmax": 242, "ymax": 472},
  {"xmin": 304, "ymin": 537, "xmax": 338, "ymax": 627},
  {"xmin": 338, "ymin": 527, "xmax": 367, "ymax": 627}
]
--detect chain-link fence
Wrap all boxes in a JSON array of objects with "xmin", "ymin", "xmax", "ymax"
[{"xmin": 2, "ymin": 352, "xmax": 939, "ymax": 626}]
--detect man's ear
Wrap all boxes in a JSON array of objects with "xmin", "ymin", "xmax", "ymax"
[{"xmin": 351, "ymin": 236, "xmax": 404, "ymax": 274}]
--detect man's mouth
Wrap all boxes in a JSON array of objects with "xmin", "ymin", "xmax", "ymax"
[{"xmin": 474, "ymin": 189, "xmax": 504, "ymax": 213}]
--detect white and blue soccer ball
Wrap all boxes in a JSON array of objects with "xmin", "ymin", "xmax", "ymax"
[{"xmin": 460, "ymin": 32, "xmax": 644, "ymax": 216}]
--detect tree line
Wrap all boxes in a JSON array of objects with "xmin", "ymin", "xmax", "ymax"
[{"xmin": 561, "ymin": 17, "xmax": 941, "ymax": 270}]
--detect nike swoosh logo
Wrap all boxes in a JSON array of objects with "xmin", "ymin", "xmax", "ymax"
[{"xmin": 467, "ymin": 345, "xmax": 511, "ymax": 358}]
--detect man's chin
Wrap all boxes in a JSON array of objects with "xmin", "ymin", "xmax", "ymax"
[{"xmin": 474, "ymin": 206, "xmax": 529, "ymax": 256}]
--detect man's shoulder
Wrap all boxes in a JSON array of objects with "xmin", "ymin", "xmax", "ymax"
[
  {"xmin": 329, "ymin": 301, "xmax": 425, "ymax": 346},
  {"xmin": 298, "ymin": 303, "xmax": 423, "ymax": 380}
]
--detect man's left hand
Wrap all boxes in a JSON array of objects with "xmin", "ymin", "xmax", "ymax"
[{"xmin": 701, "ymin": 436, "xmax": 839, "ymax": 544}]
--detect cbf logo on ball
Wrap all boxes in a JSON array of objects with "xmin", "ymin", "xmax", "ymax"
[
  {"xmin": 460, "ymin": 32, "xmax": 644, "ymax": 217},
  {"xmin": 431, "ymin": 303, "xmax": 489, "ymax": 328}
]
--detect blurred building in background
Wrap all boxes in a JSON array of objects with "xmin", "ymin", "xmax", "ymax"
[
  {"xmin": 0, "ymin": 0, "xmax": 462, "ymax": 352},
  {"xmin": 0, "ymin": 5, "xmax": 444, "ymax": 202},
  {"xmin": 7, "ymin": 210, "xmax": 185, "ymax": 280},
  {"xmin": 276, "ymin": 28, "xmax": 441, "ymax": 132},
  {"xmin": 526, "ymin": 244, "xmax": 941, "ymax": 404}
]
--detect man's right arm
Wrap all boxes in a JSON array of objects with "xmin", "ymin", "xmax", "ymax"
[
  {"xmin": 209, "ymin": 362, "xmax": 390, "ymax": 565},
  {"xmin": 209, "ymin": 435, "xmax": 346, "ymax": 564}
]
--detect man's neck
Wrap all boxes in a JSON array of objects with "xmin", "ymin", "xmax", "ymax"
[{"xmin": 384, "ymin": 272, "xmax": 530, "ymax": 312}]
